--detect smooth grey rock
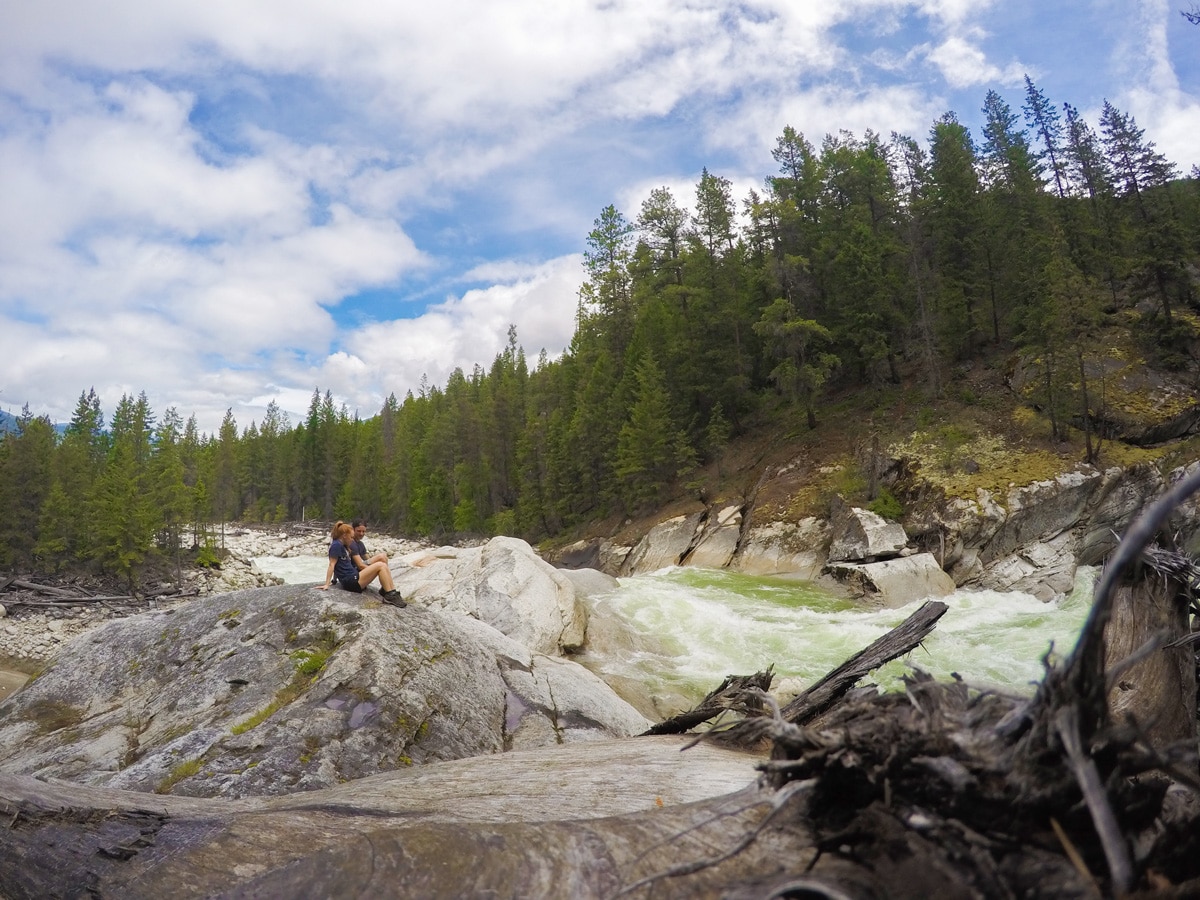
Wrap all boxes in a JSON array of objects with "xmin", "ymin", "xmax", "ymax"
[
  {"xmin": 454, "ymin": 615, "xmax": 650, "ymax": 750},
  {"xmin": 686, "ymin": 504, "xmax": 742, "ymax": 569},
  {"xmin": 732, "ymin": 518, "xmax": 828, "ymax": 578},
  {"xmin": 394, "ymin": 536, "xmax": 587, "ymax": 654},
  {"xmin": 947, "ymin": 547, "xmax": 982, "ymax": 586},
  {"xmin": 0, "ymin": 737, "xmax": 766, "ymax": 899},
  {"xmin": 978, "ymin": 533, "xmax": 1077, "ymax": 601},
  {"xmin": 977, "ymin": 470, "xmax": 1101, "ymax": 565},
  {"xmin": 620, "ymin": 512, "xmax": 704, "ymax": 574},
  {"xmin": 827, "ymin": 500, "xmax": 908, "ymax": 562},
  {"xmin": 825, "ymin": 553, "xmax": 955, "ymax": 608},
  {"xmin": 558, "ymin": 567, "xmax": 620, "ymax": 600},
  {"xmin": 0, "ymin": 584, "xmax": 645, "ymax": 798}
]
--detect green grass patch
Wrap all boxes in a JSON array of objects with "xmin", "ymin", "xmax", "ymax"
[
  {"xmin": 290, "ymin": 648, "xmax": 330, "ymax": 677},
  {"xmin": 155, "ymin": 757, "xmax": 202, "ymax": 794}
]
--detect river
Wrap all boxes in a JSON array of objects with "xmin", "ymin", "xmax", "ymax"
[{"xmin": 253, "ymin": 554, "xmax": 1094, "ymax": 714}]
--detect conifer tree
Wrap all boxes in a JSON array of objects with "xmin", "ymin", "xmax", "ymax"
[
  {"xmin": 615, "ymin": 354, "xmax": 688, "ymax": 511},
  {"xmin": 753, "ymin": 298, "xmax": 839, "ymax": 429},
  {"xmin": 1100, "ymin": 100, "xmax": 1184, "ymax": 324},
  {"xmin": 0, "ymin": 407, "xmax": 56, "ymax": 568},
  {"xmin": 89, "ymin": 398, "xmax": 157, "ymax": 588},
  {"xmin": 1022, "ymin": 76, "xmax": 1069, "ymax": 200},
  {"xmin": 927, "ymin": 113, "xmax": 985, "ymax": 357},
  {"xmin": 40, "ymin": 389, "xmax": 106, "ymax": 563}
]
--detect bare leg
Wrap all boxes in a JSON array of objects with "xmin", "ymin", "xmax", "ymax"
[{"xmin": 359, "ymin": 562, "xmax": 396, "ymax": 592}]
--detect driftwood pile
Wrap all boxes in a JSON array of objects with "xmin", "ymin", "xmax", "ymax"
[
  {"xmin": 0, "ymin": 575, "xmax": 196, "ymax": 611},
  {"xmin": 1, "ymin": 473, "xmax": 1199, "ymax": 897}
]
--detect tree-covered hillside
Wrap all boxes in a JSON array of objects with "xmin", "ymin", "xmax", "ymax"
[{"xmin": 1, "ymin": 78, "xmax": 1198, "ymax": 584}]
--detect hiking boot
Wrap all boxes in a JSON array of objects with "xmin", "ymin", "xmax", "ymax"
[{"xmin": 382, "ymin": 590, "xmax": 407, "ymax": 608}]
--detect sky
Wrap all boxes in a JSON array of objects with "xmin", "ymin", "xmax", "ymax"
[{"xmin": 0, "ymin": 0, "xmax": 1197, "ymax": 435}]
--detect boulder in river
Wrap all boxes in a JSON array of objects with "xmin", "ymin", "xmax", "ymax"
[
  {"xmin": 394, "ymin": 535, "xmax": 587, "ymax": 655},
  {"xmin": 824, "ymin": 552, "xmax": 956, "ymax": 608}
]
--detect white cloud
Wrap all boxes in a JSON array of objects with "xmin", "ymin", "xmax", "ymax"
[
  {"xmin": 924, "ymin": 35, "xmax": 1026, "ymax": 90},
  {"xmin": 311, "ymin": 255, "xmax": 583, "ymax": 417}
]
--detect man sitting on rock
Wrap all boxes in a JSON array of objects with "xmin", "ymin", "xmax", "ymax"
[{"xmin": 351, "ymin": 519, "xmax": 389, "ymax": 569}]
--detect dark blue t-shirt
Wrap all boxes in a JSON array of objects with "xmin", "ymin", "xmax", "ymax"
[
  {"xmin": 351, "ymin": 539, "xmax": 368, "ymax": 562},
  {"xmin": 328, "ymin": 540, "xmax": 357, "ymax": 582}
]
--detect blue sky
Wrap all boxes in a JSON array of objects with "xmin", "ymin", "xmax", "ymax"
[{"xmin": 0, "ymin": 0, "xmax": 1196, "ymax": 434}]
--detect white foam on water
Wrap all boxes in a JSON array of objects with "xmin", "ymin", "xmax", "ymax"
[
  {"xmin": 251, "ymin": 548, "xmax": 1095, "ymax": 707},
  {"xmin": 578, "ymin": 566, "xmax": 1095, "ymax": 705},
  {"xmin": 253, "ymin": 555, "xmax": 327, "ymax": 585}
]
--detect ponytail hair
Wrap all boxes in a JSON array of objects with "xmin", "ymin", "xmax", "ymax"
[{"xmin": 331, "ymin": 520, "xmax": 353, "ymax": 541}]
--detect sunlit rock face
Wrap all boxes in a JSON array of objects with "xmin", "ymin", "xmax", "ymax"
[
  {"xmin": 393, "ymin": 536, "xmax": 588, "ymax": 654},
  {"xmin": 824, "ymin": 553, "xmax": 956, "ymax": 609},
  {"xmin": 826, "ymin": 500, "xmax": 909, "ymax": 563},
  {"xmin": 0, "ymin": 581, "xmax": 648, "ymax": 799}
]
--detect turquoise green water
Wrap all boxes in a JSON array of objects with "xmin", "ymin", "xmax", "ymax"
[{"xmin": 575, "ymin": 567, "xmax": 1095, "ymax": 715}]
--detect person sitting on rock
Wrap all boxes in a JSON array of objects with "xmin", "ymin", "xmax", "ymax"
[
  {"xmin": 351, "ymin": 519, "xmax": 389, "ymax": 569},
  {"xmin": 318, "ymin": 521, "xmax": 406, "ymax": 607}
]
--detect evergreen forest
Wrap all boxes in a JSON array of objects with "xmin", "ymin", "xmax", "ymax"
[{"xmin": 2, "ymin": 78, "xmax": 1198, "ymax": 586}]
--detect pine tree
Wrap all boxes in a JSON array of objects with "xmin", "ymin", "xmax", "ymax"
[
  {"xmin": 150, "ymin": 407, "xmax": 191, "ymax": 582},
  {"xmin": 1100, "ymin": 100, "xmax": 1184, "ymax": 323},
  {"xmin": 927, "ymin": 113, "xmax": 985, "ymax": 357},
  {"xmin": 753, "ymin": 298, "xmax": 839, "ymax": 429},
  {"xmin": 0, "ymin": 407, "xmax": 57, "ymax": 568},
  {"xmin": 615, "ymin": 355, "xmax": 689, "ymax": 512},
  {"xmin": 82, "ymin": 390, "xmax": 159, "ymax": 578},
  {"xmin": 1022, "ymin": 76, "xmax": 1069, "ymax": 199},
  {"xmin": 40, "ymin": 389, "xmax": 106, "ymax": 563}
]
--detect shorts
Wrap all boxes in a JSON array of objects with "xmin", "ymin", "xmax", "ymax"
[{"xmin": 336, "ymin": 577, "xmax": 364, "ymax": 593}]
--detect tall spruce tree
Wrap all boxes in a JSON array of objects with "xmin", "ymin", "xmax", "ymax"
[{"xmin": 1100, "ymin": 100, "xmax": 1184, "ymax": 324}]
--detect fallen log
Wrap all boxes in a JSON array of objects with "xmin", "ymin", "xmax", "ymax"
[
  {"xmin": 644, "ymin": 599, "xmax": 948, "ymax": 738},
  {"xmin": 6, "ymin": 579, "xmax": 81, "ymax": 598},
  {"xmin": 2, "ymin": 594, "xmax": 139, "ymax": 607},
  {"xmin": 780, "ymin": 598, "xmax": 948, "ymax": 726}
]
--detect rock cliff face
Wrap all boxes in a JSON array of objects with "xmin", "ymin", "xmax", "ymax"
[
  {"xmin": 549, "ymin": 460, "xmax": 1200, "ymax": 608},
  {"xmin": 0, "ymin": 542, "xmax": 649, "ymax": 799}
]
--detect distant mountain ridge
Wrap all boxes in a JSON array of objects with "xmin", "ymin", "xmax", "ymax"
[{"xmin": 0, "ymin": 408, "xmax": 67, "ymax": 436}]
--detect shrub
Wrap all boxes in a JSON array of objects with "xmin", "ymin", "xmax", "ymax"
[{"xmin": 868, "ymin": 487, "xmax": 903, "ymax": 521}]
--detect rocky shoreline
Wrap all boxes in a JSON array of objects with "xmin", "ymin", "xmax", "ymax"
[
  {"xmin": 553, "ymin": 460, "xmax": 1200, "ymax": 606},
  {"xmin": 5, "ymin": 459, "xmax": 1199, "ymax": 676}
]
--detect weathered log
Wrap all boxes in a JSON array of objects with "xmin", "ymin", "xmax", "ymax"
[
  {"xmin": 641, "ymin": 669, "xmax": 774, "ymax": 736},
  {"xmin": 780, "ymin": 598, "xmax": 948, "ymax": 725},
  {"xmin": 6, "ymin": 578, "xmax": 81, "ymax": 598},
  {"xmin": 2, "ymin": 594, "xmax": 139, "ymax": 607},
  {"xmin": 1105, "ymin": 572, "xmax": 1196, "ymax": 751}
]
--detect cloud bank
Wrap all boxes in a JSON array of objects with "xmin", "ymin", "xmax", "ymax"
[{"xmin": 0, "ymin": 0, "xmax": 1194, "ymax": 432}]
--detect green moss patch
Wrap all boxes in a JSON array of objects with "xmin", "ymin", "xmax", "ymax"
[
  {"xmin": 25, "ymin": 699, "xmax": 85, "ymax": 735},
  {"xmin": 155, "ymin": 756, "xmax": 202, "ymax": 794}
]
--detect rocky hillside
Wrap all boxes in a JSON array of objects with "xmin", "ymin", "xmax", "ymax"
[{"xmin": 549, "ymin": 346, "xmax": 1200, "ymax": 607}]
